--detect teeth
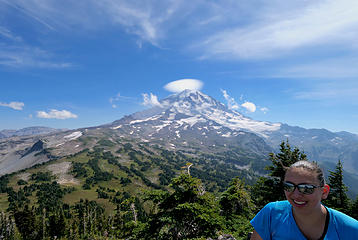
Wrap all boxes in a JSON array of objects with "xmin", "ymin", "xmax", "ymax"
[{"xmin": 294, "ymin": 200, "xmax": 306, "ymax": 205}]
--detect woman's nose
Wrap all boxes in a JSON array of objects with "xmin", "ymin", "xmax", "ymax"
[{"xmin": 292, "ymin": 187, "xmax": 303, "ymax": 196}]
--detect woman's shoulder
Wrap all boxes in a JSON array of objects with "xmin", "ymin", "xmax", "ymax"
[
  {"xmin": 327, "ymin": 207, "xmax": 358, "ymax": 225},
  {"xmin": 265, "ymin": 200, "xmax": 291, "ymax": 210},
  {"xmin": 326, "ymin": 207, "xmax": 358, "ymax": 234},
  {"xmin": 263, "ymin": 200, "xmax": 292, "ymax": 215}
]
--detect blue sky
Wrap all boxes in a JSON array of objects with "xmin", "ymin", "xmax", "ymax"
[{"xmin": 1, "ymin": 0, "xmax": 358, "ymax": 134}]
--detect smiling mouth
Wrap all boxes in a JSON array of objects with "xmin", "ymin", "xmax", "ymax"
[{"xmin": 293, "ymin": 200, "xmax": 306, "ymax": 205}]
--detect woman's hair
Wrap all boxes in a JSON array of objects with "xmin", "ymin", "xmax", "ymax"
[{"xmin": 286, "ymin": 161, "xmax": 326, "ymax": 186}]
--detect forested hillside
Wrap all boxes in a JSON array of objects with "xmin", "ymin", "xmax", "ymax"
[{"xmin": 0, "ymin": 141, "xmax": 357, "ymax": 239}]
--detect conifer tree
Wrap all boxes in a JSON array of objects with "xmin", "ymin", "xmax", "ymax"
[
  {"xmin": 325, "ymin": 160, "xmax": 351, "ymax": 214},
  {"xmin": 12, "ymin": 205, "xmax": 41, "ymax": 240},
  {"xmin": 251, "ymin": 141, "xmax": 307, "ymax": 210},
  {"xmin": 48, "ymin": 208, "xmax": 67, "ymax": 238},
  {"xmin": 220, "ymin": 177, "xmax": 254, "ymax": 217},
  {"xmin": 350, "ymin": 197, "xmax": 358, "ymax": 220},
  {"xmin": 0, "ymin": 212, "xmax": 16, "ymax": 240},
  {"xmin": 219, "ymin": 177, "xmax": 254, "ymax": 239},
  {"xmin": 146, "ymin": 173, "xmax": 222, "ymax": 240}
]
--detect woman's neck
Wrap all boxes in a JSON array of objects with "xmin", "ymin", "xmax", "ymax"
[
  {"xmin": 296, "ymin": 203, "xmax": 325, "ymax": 216},
  {"xmin": 292, "ymin": 204, "xmax": 328, "ymax": 240}
]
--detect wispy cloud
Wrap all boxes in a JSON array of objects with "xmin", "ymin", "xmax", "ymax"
[
  {"xmin": 164, "ymin": 79, "xmax": 203, "ymax": 93},
  {"xmin": 0, "ymin": 46, "xmax": 72, "ymax": 68},
  {"xmin": 1, "ymin": 0, "xmax": 188, "ymax": 46},
  {"xmin": 260, "ymin": 107, "xmax": 269, "ymax": 114},
  {"xmin": 109, "ymin": 92, "xmax": 135, "ymax": 108},
  {"xmin": 1, "ymin": 0, "xmax": 64, "ymax": 30},
  {"xmin": 294, "ymin": 82, "xmax": 358, "ymax": 102},
  {"xmin": 37, "ymin": 109, "xmax": 78, "ymax": 119},
  {"xmin": 0, "ymin": 101, "xmax": 24, "ymax": 110},
  {"xmin": 94, "ymin": 1, "xmax": 165, "ymax": 46},
  {"xmin": 199, "ymin": 0, "xmax": 358, "ymax": 59},
  {"xmin": 109, "ymin": 92, "xmax": 122, "ymax": 109},
  {"xmin": 0, "ymin": 26, "xmax": 22, "ymax": 42},
  {"xmin": 3, "ymin": 0, "xmax": 358, "ymax": 69},
  {"xmin": 221, "ymin": 90, "xmax": 270, "ymax": 113},
  {"xmin": 221, "ymin": 89, "xmax": 239, "ymax": 110},
  {"xmin": 0, "ymin": 0, "xmax": 78, "ymax": 69},
  {"xmin": 276, "ymin": 57, "xmax": 358, "ymax": 79},
  {"xmin": 0, "ymin": 0, "xmax": 187, "ymax": 68},
  {"xmin": 142, "ymin": 93, "xmax": 162, "ymax": 107}
]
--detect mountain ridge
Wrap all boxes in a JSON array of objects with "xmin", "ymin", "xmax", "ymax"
[
  {"xmin": 0, "ymin": 90, "xmax": 357, "ymax": 196},
  {"xmin": 0, "ymin": 126, "xmax": 64, "ymax": 139}
]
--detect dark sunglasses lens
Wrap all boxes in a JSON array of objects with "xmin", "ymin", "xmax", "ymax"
[
  {"xmin": 283, "ymin": 182, "xmax": 295, "ymax": 192},
  {"xmin": 298, "ymin": 184, "xmax": 315, "ymax": 194}
]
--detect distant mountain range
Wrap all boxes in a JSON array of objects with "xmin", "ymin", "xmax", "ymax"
[
  {"xmin": 0, "ymin": 126, "xmax": 63, "ymax": 139},
  {"xmin": 1, "ymin": 90, "xmax": 357, "ymax": 196}
]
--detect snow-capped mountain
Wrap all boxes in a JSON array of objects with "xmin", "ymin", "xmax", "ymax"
[
  {"xmin": 109, "ymin": 90, "xmax": 358, "ymax": 174},
  {"xmin": 111, "ymin": 90, "xmax": 280, "ymax": 138},
  {"xmin": 107, "ymin": 90, "xmax": 281, "ymax": 156}
]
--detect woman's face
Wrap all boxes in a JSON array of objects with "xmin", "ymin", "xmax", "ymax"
[{"xmin": 284, "ymin": 167, "xmax": 329, "ymax": 214}]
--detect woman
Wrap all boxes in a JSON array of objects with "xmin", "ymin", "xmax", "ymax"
[{"xmin": 250, "ymin": 161, "xmax": 358, "ymax": 240}]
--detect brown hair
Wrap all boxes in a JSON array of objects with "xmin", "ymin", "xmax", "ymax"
[{"xmin": 286, "ymin": 161, "xmax": 325, "ymax": 187}]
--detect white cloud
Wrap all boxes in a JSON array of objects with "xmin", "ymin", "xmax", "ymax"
[
  {"xmin": 0, "ymin": 1, "xmax": 73, "ymax": 69},
  {"xmin": 260, "ymin": 107, "xmax": 269, "ymax": 114},
  {"xmin": 4, "ymin": 0, "xmax": 358, "ymax": 71},
  {"xmin": 96, "ymin": 1, "xmax": 161, "ymax": 45},
  {"xmin": 109, "ymin": 92, "xmax": 121, "ymax": 103},
  {"xmin": 221, "ymin": 89, "xmax": 239, "ymax": 110},
  {"xmin": 0, "ymin": 101, "xmax": 24, "ymax": 110},
  {"xmin": 109, "ymin": 92, "xmax": 121, "ymax": 109},
  {"xmin": 241, "ymin": 102, "xmax": 256, "ymax": 113},
  {"xmin": 276, "ymin": 57, "xmax": 358, "ymax": 78},
  {"xmin": 37, "ymin": 109, "xmax": 78, "ymax": 119},
  {"xmin": 109, "ymin": 92, "xmax": 136, "ymax": 108},
  {"xmin": 0, "ymin": 26, "xmax": 22, "ymax": 42},
  {"xmin": 142, "ymin": 93, "xmax": 162, "ymax": 107},
  {"xmin": 1, "ymin": 0, "xmax": 186, "ymax": 46},
  {"xmin": 200, "ymin": 0, "xmax": 358, "ymax": 59},
  {"xmin": 164, "ymin": 79, "xmax": 203, "ymax": 93},
  {"xmin": 294, "ymin": 84, "xmax": 358, "ymax": 102},
  {"xmin": 221, "ymin": 90, "xmax": 258, "ymax": 113},
  {"xmin": 0, "ymin": 46, "xmax": 72, "ymax": 68}
]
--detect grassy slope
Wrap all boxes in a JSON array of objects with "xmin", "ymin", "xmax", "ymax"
[{"xmin": 0, "ymin": 138, "xmax": 263, "ymax": 214}]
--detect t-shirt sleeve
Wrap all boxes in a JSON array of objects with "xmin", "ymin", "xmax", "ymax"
[
  {"xmin": 330, "ymin": 209, "xmax": 358, "ymax": 239},
  {"xmin": 250, "ymin": 202, "xmax": 274, "ymax": 240}
]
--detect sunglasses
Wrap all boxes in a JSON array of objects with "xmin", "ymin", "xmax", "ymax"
[{"xmin": 283, "ymin": 181, "xmax": 320, "ymax": 195}]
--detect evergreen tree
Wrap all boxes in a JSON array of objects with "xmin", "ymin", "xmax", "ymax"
[
  {"xmin": 350, "ymin": 197, "xmax": 358, "ymax": 220},
  {"xmin": 251, "ymin": 141, "xmax": 307, "ymax": 210},
  {"xmin": 48, "ymin": 208, "xmax": 67, "ymax": 239},
  {"xmin": 219, "ymin": 177, "xmax": 254, "ymax": 239},
  {"xmin": 12, "ymin": 205, "xmax": 41, "ymax": 240},
  {"xmin": 0, "ymin": 175, "xmax": 10, "ymax": 193},
  {"xmin": 325, "ymin": 160, "xmax": 351, "ymax": 215},
  {"xmin": 220, "ymin": 177, "xmax": 254, "ymax": 217},
  {"xmin": 146, "ymin": 173, "xmax": 223, "ymax": 240},
  {"xmin": 0, "ymin": 212, "xmax": 17, "ymax": 240}
]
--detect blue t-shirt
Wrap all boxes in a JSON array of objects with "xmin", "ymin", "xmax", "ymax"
[{"xmin": 250, "ymin": 200, "xmax": 358, "ymax": 240}]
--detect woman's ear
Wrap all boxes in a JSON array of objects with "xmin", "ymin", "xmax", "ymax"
[{"xmin": 321, "ymin": 184, "xmax": 330, "ymax": 200}]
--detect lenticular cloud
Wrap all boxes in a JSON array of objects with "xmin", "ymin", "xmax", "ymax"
[{"xmin": 164, "ymin": 79, "xmax": 203, "ymax": 93}]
